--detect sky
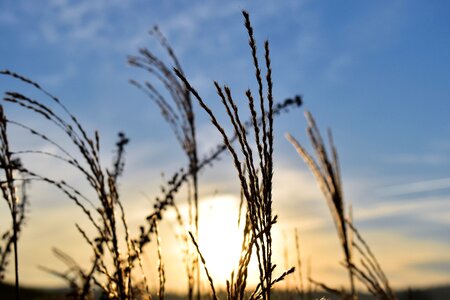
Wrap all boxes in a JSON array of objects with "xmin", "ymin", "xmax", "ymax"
[{"xmin": 1, "ymin": 0, "xmax": 450, "ymax": 294}]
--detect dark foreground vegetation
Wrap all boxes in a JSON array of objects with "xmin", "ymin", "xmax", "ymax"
[{"xmin": 1, "ymin": 282, "xmax": 449, "ymax": 300}]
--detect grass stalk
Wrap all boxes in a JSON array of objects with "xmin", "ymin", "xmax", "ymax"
[
  {"xmin": 1, "ymin": 70, "xmax": 136, "ymax": 299},
  {"xmin": 287, "ymin": 111, "xmax": 396, "ymax": 300},
  {"xmin": 0, "ymin": 105, "xmax": 21, "ymax": 299},
  {"xmin": 129, "ymin": 26, "xmax": 202, "ymax": 299}
]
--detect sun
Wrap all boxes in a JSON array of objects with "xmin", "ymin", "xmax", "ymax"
[
  {"xmin": 196, "ymin": 194, "xmax": 256, "ymax": 287},
  {"xmin": 166, "ymin": 193, "xmax": 260, "ymax": 289}
]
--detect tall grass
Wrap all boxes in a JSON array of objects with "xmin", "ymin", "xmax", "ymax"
[
  {"xmin": 129, "ymin": 25, "xmax": 201, "ymax": 300},
  {"xmin": 286, "ymin": 111, "xmax": 396, "ymax": 300},
  {"xmin": 174, "ymin": 10, "xmax": 296, "ymax": 300},
  {"xmin": 128, "ymin": 13, "xmax": 301, "ymax": 300},
  {"xmin": 0, "ymin": 70, "xmax": 137, "ymax": 299},
  {"xmin": 0, "ymin": 9, "xmax": 402, "ymax": 300},
  {"xmin": 0, "ymin": 105, "xmax": 29, "ymax": 300}
]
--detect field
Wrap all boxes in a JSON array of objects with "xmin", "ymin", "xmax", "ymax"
[{"xmin": 1, "ymin": 282, "xmax": 450, "ymax": 300}]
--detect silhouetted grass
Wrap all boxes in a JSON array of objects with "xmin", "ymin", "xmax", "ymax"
[
  {"xmin": 0, "ymin": 105, "xmax": 28, "ymax": 300},
  {"xmin": 287, "ymin": 112, "xmax": 396, "ymax": 300},
  {"xmin": 0, "ymin": 70, "xmax": 136, "ymax": 299},
  {"xmin": 174, "ymin": 10, "xmax": 297, "ymax": 300},
  {"xmin": 0, "ymin": 9, "xmax": 410, "ymax": 300}
]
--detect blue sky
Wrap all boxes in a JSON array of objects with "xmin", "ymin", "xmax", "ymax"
[{"xmin": 1, "ymin": 0, "xmax": 450, "ymax": 292}]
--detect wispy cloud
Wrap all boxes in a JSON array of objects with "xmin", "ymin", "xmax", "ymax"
[
  {"xmin": 38, "ymin": 64, "xmax": 77, "ymax": 87},
  {"xmin": 376, "ymin": 177, "xmax": 450, "ymax": 197},
  {"xmin": 10, "ymin": 1, "xmax": 133, "ymax": 51},
  {"xmin": 384, "ymin": 153, "xmax": 450, "ymax": 166},
  {"xmin": 354, "ymin": 196, "xmax": 448, "ymax": 220}
]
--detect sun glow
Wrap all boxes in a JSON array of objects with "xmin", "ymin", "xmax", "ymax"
[{"xmin": 195, "ymin": 194, "xmax": 256, "ymax": 288}]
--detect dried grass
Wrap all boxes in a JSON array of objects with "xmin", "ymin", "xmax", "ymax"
[
  {"xmin": 286, "ymin": 111, "xmax": 396, "ymax": 300},
  {"xmin": 0, "ymin": 8, "xmax": 402, "ymax": 300}
]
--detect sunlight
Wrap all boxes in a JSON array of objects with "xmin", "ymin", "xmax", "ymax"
[{"xmin": 196, "ymin": 194, "xmax": 252, "ymax": 287}]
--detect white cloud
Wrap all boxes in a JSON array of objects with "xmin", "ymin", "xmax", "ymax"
[
  {"xmin": 17, "ymin": 1, "xmax": 129, "ymax": 49},
  {"xmin": 376, "ymin": 177, "xmax": 450, "ymax": 197},
  {"xmin": 354, "ymin": 196, "xmax": 450, "ymax": 223}
]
